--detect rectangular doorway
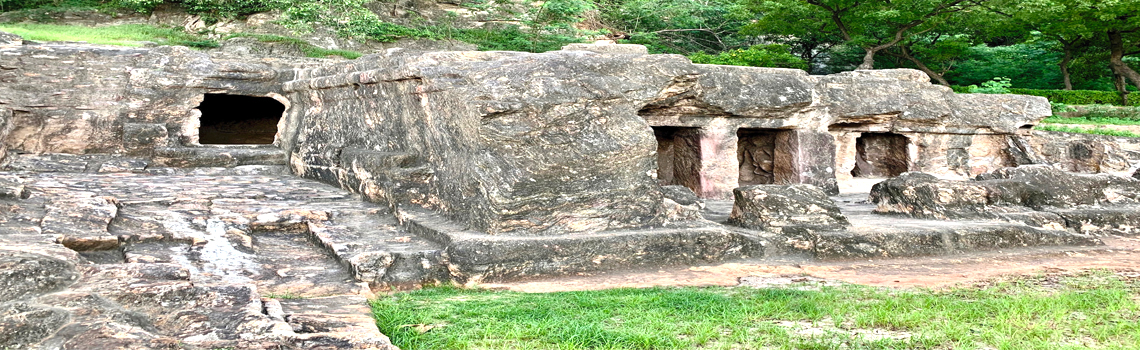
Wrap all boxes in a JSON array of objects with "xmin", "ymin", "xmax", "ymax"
[
  {"xmin": 653, "ymin": 126, "xmax": 702, "ymax": 193},
  {"xmin": 737, "ymin": 128, "xmax": 792, "ymax": 186},
  {"xmin": 852, "ymin": 132, "xmax": 909, "ymax": 177}
]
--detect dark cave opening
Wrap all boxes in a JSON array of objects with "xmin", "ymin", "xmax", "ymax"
[
  {"xmin": 196, "ymin": 94, "xmax": 285, "ymax": 145},
  {"xmin": 852, "ymin": 132, "xmax": 909, "ymax": 177}
]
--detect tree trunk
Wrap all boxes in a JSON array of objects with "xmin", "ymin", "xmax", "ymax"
[
  {"xmin": 858, "ymin": 48, "xmax": 877, "ymax": 70},
  {"xmin": 1113, "ymin": 74, "xmax": 1130, "ymax": 105},
  {"xmin": 887, "ymin": 47, "xmax": 950, "ymax": 86},
  {"xmin": 1060, "ymin": 48, "xmax": 1073, "ymax": 90},
  {"xmin": 1108, "ymin": 30, "xmax": 1140, "ymax": 103}
]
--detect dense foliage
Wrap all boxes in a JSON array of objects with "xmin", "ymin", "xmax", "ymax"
[
  {"xmin": 1, "ymin": 0, "xmax": 1139, "ymax": 100},
  {"xmin": 688, "ymin": 44, "xmax": 808, "ymax": 70}
]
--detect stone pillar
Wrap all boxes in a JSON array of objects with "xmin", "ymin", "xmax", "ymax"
[
  {"xmin": 774, "ymin": 130, "xmax": 839, "ymax": 195},
  {"xmin": 696, "ymin": 119, "xmax": 739, "ymax": 199},
  {"xmin": 831, "ymin": 131, "xmax": 859, "ymax": 184}
]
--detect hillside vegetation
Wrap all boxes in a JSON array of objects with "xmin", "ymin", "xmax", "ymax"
[{"xmin": 1, "ymin": 0, "xmax": 1139, "ymax": 103}]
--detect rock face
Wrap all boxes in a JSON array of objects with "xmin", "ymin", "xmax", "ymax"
[
  {"xmin": 0, "ymin": 35, "xmax": 1053, "ymax": 237},
  {"xmin": 727, "ymin": 185, "xmax": 849, "ymax": 233},
  {"xmin": 280, "ymin": 48, "xmax": 1049, "ymax": 236},
  {"xmin": 871, "ymin": 165, "xmax": 1140, "ymax": 235},
  {"xmin": 0, "ymin": 171, "xmax": 405, "ymax": 350},
  {"xmin": 1023, "ymin": 130, "xmax": 1140, "ymax": 176}
]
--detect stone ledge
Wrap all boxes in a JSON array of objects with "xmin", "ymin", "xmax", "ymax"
[
  {"xmin": 809, "ymin": 223, "xmax": 1102, "ymax": 260},
  {"xmin": 396, "ymin": 206, "xmax": 761, "ymax": 284}
]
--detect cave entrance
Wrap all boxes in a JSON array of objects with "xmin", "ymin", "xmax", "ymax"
[
  {"xmin": 737, "ymin": 128, "xmax": 792, "ymax": 186},
  {"xmin": 653, "ymin": 126, "xmax": 702, "ymax": 193},
  {"xmin": 852, "ymin": 132, "xmax": 909, "ymax": 177},
  {"xmin": 196, "ymin": 94, "xmax": 285, "ymax": 145}
]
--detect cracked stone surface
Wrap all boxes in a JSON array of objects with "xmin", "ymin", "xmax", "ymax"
[{"xmin": 0, "ymin": 171, "xmax": 435, "ymax": 349}]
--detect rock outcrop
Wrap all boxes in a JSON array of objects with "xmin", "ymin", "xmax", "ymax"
[
  {"xmin": 871, "ymin": 165, "xmax": 1140, "ymax": 235},
  {"xmin": 728, "ymin": 185, "xmax": 849, "ymax": 233},
  {"xmin": 1023, "ymin": 130, "xmax": 1140, "ymax": 175}
]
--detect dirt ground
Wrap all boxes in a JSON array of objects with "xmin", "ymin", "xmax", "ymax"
[{"xmin": 485, "ymin": 236, "xmax": 1140, "ymax": 293}]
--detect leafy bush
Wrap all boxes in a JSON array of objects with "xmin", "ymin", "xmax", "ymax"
[
  {"xmin": 438, "ymin": 26, "xmax": 581, "ymax": 52},
  {"xmin": 687, "ymin": 44, "xmax": 808, "ymax": 70},
  {"xmin": 0, "ymin": 0, "xmax": 53, "ymax": 12},
  {"xmin": 532, "ymin": 0, "xmax": 596, "ymax": 27},
  {"xmin": 956, "ymin": 86, "xmax": 1135, "ymax": 106},
  {"xmin": 1009, "ymin": 88, "xmax": 1125, "ymax": 106},
  {"xmin": 1050, "ymin": 102, "xmax": 1074, "ymax": 114},
  {"xmin": 965, "ymin": 77, "xmax": 1012, "ymax": 94}
]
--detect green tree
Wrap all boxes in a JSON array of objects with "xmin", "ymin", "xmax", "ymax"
[
  {"xmin": 1000, "ymin": 0, "xmax": 1140, "ymax": 100},
  {"xmin": 749, "ymin": 0, "xmax": 985, "ymax": 70},
  {"xmin": 600, "ymin": 0, "xmax": 750, "ymax": 54},
  {"xmin": 742, "ymin": 0, "xmax": 844, "ymax": 73}
]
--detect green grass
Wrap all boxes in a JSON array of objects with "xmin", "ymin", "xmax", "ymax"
[
  {"xmin": 223, "ymin": 33, "xmax": 362, "ymax": 59},
  {"xmin": 1045, "ymin": 105, "xmax": 1140, "ymax": 125},
  {"xmin": 1035, "ymin": 125, "xmax": 1140, "ymax": 138},
  {"xmin": 0, "ymin": 23, "xmax": 217, "ymax": 48},
  {"xmin": 1042, "ymin": 116, "xmax": 1140, "ymax": 126},
  {"xmin": 371, "ymin": 270, "xmax": 1140, "ymax": 350}
]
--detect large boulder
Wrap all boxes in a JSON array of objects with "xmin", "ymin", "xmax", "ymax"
[
  {"xmin": 819, "ymin": 69, "xmax": 1049, "ymax": 134},
  {"xmin": 727, "ymin": 184, "xmax": 849, "ymax": 233},
  {"xmin": 869, "ymin": 172, "xmax": 991, "ymax": 220}
]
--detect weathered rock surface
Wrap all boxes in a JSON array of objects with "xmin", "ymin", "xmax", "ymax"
[
  {"xmin": 871, "ymin": 165, "xmax": 1140, "ymax": 235},
  {"xmin": 1023, "ymin": 130, "xmax": 1140, "ymax": 175},
  {"xmin": 0, "ymin": 171, "xmax": 412, "ymax": 349},
  {"xmin": 727, "ymin": 185, "xmax": 849, "ymax": 233},
  {"xmin": 0, "ymin": 31, "xmax": 20, "ymax": 47}
]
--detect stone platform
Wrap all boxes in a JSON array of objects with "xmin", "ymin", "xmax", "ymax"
[
  {"xmin": 703, "ymin": 190, "xmax": 1103, "ymax": 260},
  {"xmin": 0, "ymin": 170, "xmax": 412, "ymax": 349}
]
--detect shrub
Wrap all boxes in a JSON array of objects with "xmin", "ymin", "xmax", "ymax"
[
  {"xmin": 965, "ymin": 77, "xmax": 1012, "ymax": 94},
  {"xmin": 687, "ymin": 44, "xmax": 809, "ymax": 70},
  {"xmin": 1009, "ymin": 88, "xmax": 1125, "ymax": 106}
]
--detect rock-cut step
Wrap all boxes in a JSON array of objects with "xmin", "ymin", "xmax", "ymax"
[
  {"xmin": 153, "ymin": 145, "xmax": 288, "ymax": 167},
  {"xmin": 304, "ymin": 207, "xmax": 450, "ymax": 289}
]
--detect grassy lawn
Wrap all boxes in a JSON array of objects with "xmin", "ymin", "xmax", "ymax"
[
  {"xmin": 0, "ymin": 22, "xmax": 217, "ymax": 47},
  {"xmin": 1039, "ymin": 105, "xmax": 1140, "ymax": 137},
  {"xmin": 371, "ymin": 270, "xmax": 1140, "ymax": 350},
  {"xmin": 1035, "ymin": 125, "xmax": 1140, "ymax": 138}
]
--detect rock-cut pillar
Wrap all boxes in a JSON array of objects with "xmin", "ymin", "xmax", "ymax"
[
  {"xmin": 774, "ymin": 130, "xmax": 839, "ymax": 195},
  {"xmin": 696, "ymin": 120, "xmax": 739, "ymax": 199}
]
